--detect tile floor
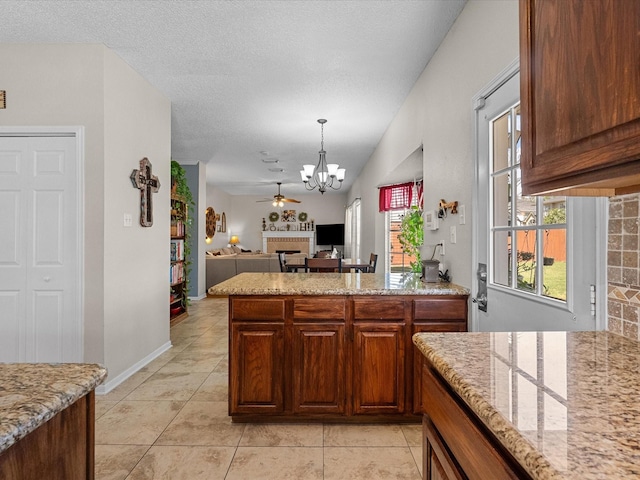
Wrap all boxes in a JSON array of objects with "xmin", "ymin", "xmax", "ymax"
[{"xmin": 95, "ymin": 296, "xmax": 423, "ymax": 479}]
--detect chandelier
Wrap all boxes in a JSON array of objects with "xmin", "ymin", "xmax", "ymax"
[{"xmin": 300, "ymin": 119, "xmax": 345, "ymax": 194}]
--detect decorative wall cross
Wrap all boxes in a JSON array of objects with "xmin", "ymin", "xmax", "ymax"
[{"xmin": 130, "ymin": 157, "xmax": 160, "ymax": 227}]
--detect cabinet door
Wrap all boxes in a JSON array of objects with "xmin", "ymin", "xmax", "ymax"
[
  {"xmin": 353, "ymin": 323, "xmax": 405, "ymax": 414},
  {"xmin": 423, "ymin": 416, "xmax": 466, "ymax": 480},
  {"xmin": 520, "ymin": 0, "xmax": 640, "ymax": 195},
  {"xmin": 230, "ymin": 322, "xmax": 284, "ymax": 414},
  {"xmin": 291, "ymin": 323, "xmax": 346, "ymax": 414}
]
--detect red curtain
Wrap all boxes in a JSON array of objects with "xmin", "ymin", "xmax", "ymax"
[{"xmin": 378, "ymin": 182, "xmax": 413, "ymax": 212}]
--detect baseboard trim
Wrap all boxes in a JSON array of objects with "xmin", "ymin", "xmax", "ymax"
[
  {"xmin": 95, "ymin": 340, "xmax": 172, "ymax": 395},
  {"xmin": 188, "ymin": 293, "xmax": 207, "ymax": 301}
]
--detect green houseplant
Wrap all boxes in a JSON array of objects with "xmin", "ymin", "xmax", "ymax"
[{"xmin": 398, "ymin": 206, "xmax": 424, "ymax": 273}]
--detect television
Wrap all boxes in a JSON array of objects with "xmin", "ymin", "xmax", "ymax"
[{"xmin": 315, "ymin": 223, "xmax": 345, "ymax": 248}]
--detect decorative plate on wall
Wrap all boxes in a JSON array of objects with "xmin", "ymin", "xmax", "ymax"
[{"xmin": 206, "ymin": 207, "xmax": 217, "ymax": 238}]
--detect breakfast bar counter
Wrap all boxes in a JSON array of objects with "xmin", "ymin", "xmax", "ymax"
[
  {"xmin": 210, "ymin": 272, "xmax": 469, "ymax": 422},
  {"xmin": 207, "ymin": 271, "xmax": 469, "ymax": 296},
  {"xmin": 413, "ymin": 331, "xmax": 640, "ymax": 480},
  {"xmin": 0, "ymin": 363, "xmax": 107, "ymax": 479}
]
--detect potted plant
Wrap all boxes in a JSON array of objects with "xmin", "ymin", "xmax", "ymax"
[{"xmin": 398, "ymin": 206, "xmax": 424, "ymax": 274}]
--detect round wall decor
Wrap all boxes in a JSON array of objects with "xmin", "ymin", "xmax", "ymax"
[
  {"xmin": 269, "ymin": 212, "xmax": 279, "ymax": 222},
  {"xmin": 298, "ymin": 212, "xmax": 308, "ymax": 222},
  {"xmin": 205, "ymin": 207, "xmax": 217, "ymax": 238}
]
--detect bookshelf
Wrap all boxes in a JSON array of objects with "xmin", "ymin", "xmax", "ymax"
[{"xmin": 170, "ymin": 194, "xmax": 188, "ymax": 326}]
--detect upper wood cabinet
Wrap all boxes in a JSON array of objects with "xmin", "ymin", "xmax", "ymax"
[{"xmin": 520, "ymin": 0, "xmax": 640, "ymax": 196}]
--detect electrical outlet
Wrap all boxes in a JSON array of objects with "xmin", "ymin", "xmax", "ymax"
[
  {"xmin": 450, "ymin": 226, "xmax": 457, "ymax": 244},
  {"xmin": 439, "ymin": 240, "xmax": 445, "ymax": 256}
]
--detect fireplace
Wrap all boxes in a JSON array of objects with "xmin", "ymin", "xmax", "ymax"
[{"xmin": 262, "ymin": 232, "xmax": 315, "ymax": 256}]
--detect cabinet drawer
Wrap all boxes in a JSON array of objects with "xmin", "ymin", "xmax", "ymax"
[
  {"xmin": 231, "ymin": 298, "xmax": 285, "ymax": 320},
  {"xmin": 353, "ymin": 298, "xmax": 405, "ymax": 319},
  {"xmin": 414, "ymin": 298, "xmax": 467, "ymax": 321},
  {"xmin": 293, "ymin": 297, "xmax": 345, "ymax": 320}
]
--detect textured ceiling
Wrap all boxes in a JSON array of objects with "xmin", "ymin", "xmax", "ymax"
[{"xmin": 1, "ymin": 0, "xmax": 466, "ymax": 196}]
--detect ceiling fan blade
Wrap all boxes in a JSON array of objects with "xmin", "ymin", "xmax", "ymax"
[
  {"xmin": 282, "ymin": 198, "xmax": 301, "ymax": 203},
  {"xmin": 256, "ymin": 199, "xmax": 273, "ymax": 202}
]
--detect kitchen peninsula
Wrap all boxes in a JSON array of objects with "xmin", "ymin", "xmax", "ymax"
[
  {"xmin": 0, "ymin": 363, "xmax": 107, "ymax": 479},
  {"xmin": 209, "ymin": 272, "xmax": 469, "ymax": 422},
  {"xmin": 414, "ymin": 331, "xmax": 640, "ymax": 479}
]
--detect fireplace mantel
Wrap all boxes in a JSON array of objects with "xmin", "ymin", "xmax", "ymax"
[{"xmin": 262, "ymin": 231, "xmax": 315, "ymax": 255}]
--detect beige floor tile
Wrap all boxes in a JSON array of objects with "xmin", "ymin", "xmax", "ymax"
[
  {"xmin": 155, "ymin": 401, "xmax": 244, "ymax": 446},
  {"xmin": 239, "ymin": 423, "xmax": 324, "ymax": 447},
  {"xmin": 95, "ymin": 400, "xmax": 118, "ymax": 419},
  {"xmin": 213, "ymin": 356, "xmax": 228, "ymax": 373},
  {"xmin": 125, "ymin": 445, "xmax": 235, "ymax": 480},
  {"xmin": 324, "ymin": 446, "xmax": 421, "ymax": 480},
  {"xmin": 156, "ymin": 352, "xmax": 224, "ymax": 374},
  {"xmin": 191, "ymin": 372, "xmax": 228, "ymax": 402},
  {"xmin": 324, "ymin": 423, "xmax": 409, "ymax": 447},
  {"xmin": 96, "ymin": 400, "xmax": 184, "ymax": 445},
  {"xmin": 402, "ymin": 423, "xmax": 423, "ymax": 446},
  {"xmin": 225, "ymin": 446, "xmax": 323, "ymax": 479},
  {"xmin": 95, "ymin": 444, "xmax": 149, "ymax": 480},
  {"xmin": 410, "ymin": 445, "xmax": 423, "ymax": 476},
  {"xmin": 99, "ymin": 369, "xmax": 157, "ymax": 402},
  {"xmin": 125, "ymin": 371, "xmax": 209, "ymax": 401}
]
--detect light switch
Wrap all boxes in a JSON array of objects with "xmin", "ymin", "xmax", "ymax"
[
  {"xmin": 459, "ymin": 205, "xmax": 465, "ymax": 225},
  {"xmin": 450, "ymin": 226, "xmax": 457, "ymax": 244},
  {"xmin": 124, "ymin": 213, "xmax": 133, "ymax": 227}
]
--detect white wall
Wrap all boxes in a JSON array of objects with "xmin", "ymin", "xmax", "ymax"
[
  {"xmin": 0, "ymin": 44, "xmax": 172, "ymax": 382},
  {"xmin": 347, "ymin": 0, "xmax": 519, "ymax": 289},
  {"xmin": 103, "ymin": 47, "xmax": 172, "ymax": 378},
  {"xmin": 206, "ymin": 185, "xmax": 348, "ymax": 253}
]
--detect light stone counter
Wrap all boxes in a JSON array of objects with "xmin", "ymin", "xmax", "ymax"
[
  {"xmin": 0, "ymin": 363, "xmax": 107, "ymax": 453},
  {"xmin": 208, "ymin": 272, "xmax": 469, "ymax": 296},
  {"xmin": 413, "ymin": 331, "xmax": 640, "ymax": 480}
]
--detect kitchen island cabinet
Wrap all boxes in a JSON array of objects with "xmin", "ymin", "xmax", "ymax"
[
  {"xmin": 210, "ymin": 272, "xmax": 469, "ymax": 422},
  {"xmin": 520, "ymin": 0, "xmax": 640, "ymax": 196},
  {"xmin": 414, "ymin": 331, "xmax": 640, "ymax": 479},
  {"xmin": 0, "ymin": 363, "xmax": 107, "ymax": 480}
]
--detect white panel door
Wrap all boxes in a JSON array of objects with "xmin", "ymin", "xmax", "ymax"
[{"xmin": 0, "ymin": 135, "xmax": 81, "ymax": 362}]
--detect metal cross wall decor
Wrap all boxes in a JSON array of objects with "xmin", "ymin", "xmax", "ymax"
[{"xmin": 130, "ymin": 157, "xmax": 160, "ymax": 227}]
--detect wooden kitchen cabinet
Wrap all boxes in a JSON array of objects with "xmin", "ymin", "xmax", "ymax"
[
  {"xmin": 520, "ymin": 0, "xmax": 640, "ymax": 196},
  {"xmin": 229, "ymin": 294, "xmax": 467, "ymax": 421},
  {"xmin": 353, "ymin": 323, "xmax": 405, "ymax": 414},
  {"xmin": 291, "ymin": 297, "xmax": 346, "ymax": 414},
  {"xmin": 420, "ymin": 358, "xmax": 531, "ymax": 480},
  {"xmin": 229, "ymin": 297, "xmax": 285, "ymax": 414}
]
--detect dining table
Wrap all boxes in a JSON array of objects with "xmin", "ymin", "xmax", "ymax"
[{"xmin": 284, "ymin": 257, "xmax": 371, "ymax": 272}]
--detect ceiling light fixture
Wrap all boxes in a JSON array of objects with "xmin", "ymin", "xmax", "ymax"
[{"xmin": 300, "ymin": 119, "xmax": 345, "ymax": 194}]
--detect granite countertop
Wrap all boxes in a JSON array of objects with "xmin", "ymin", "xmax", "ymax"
[
  {"xmin": 0, "ymin": 363, "xmax": 107, "ymax": 453},
  {"xmin": 413, "ymin": 331, "xmax": 640, "ymax": 480},
  {"xmin": 207, "ymin": 272, "xmax": 469, "ymax": 296}
]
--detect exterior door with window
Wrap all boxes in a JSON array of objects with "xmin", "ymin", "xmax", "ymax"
[{"xmin": 473, "ymin": 68, "xmax": 606, "ymax": 332}]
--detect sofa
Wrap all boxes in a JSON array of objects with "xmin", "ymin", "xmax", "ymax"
[{"xmin": 206, "ymin": 247, "xmax": 306, "ymax": 289}]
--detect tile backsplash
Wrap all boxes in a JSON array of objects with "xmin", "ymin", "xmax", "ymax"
[{"xmin": 608, "ymin": 193, "xmax": 640, "ymax": 340}]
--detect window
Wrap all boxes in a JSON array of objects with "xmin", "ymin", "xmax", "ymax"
[
  {"xmin": 491, "ymin": 104, "xmax": 567, "ymax": 301},
  {"xmin": 381, "ymin": 182, "xmax": 422, "ymax": 273}
]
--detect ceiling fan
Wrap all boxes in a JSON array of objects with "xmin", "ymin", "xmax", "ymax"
[{"xmin": 257, "ymin": 182, "xmax": 301, "ymax": 207}]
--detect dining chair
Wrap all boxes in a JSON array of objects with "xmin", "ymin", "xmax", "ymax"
[
  {"xmin": 278, "ymin": 252, "xmax": 288, "ymax": 272},
  {"xmin": 368, "ymin": 253, "xmax": 378, "ymax": 273},
  {"xmin": 305, "ymin": 257, "xmax": 342, "ymax": 272}
]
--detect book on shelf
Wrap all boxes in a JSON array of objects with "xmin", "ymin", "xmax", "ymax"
[
  {"xmin": 170, "ymin": 263, "xmax": 185, "ymax": 284},
  {"xmin": 170, "ymin": 239, "xmax": 184, "ymax": 261}
]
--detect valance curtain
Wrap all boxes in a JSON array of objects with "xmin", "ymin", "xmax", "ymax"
[{"xmin": 379, "ymin": 181, "xmax": 422, "ymax": 212}]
